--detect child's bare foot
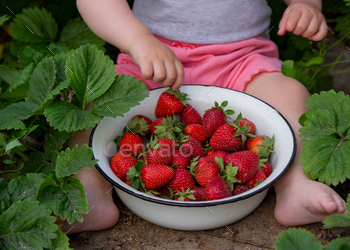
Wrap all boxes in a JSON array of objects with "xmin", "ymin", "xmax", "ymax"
[
  {"xmin": 57, "ymin": 128, "xmax": 119, "ymax": 234},
  {"xmin": 274, "ymin": 174, "xmax": 346, "ymax": 226}
]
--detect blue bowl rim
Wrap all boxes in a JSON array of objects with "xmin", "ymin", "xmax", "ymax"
[{"xmin": 89, "ymin": 85, "xmax": 296, "ymax": 207}]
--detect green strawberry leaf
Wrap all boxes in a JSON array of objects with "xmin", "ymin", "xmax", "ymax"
[
  {"xmin": 44, "ymin": 101, "xmax": 101, "ymax": 132},
  {"xmin": 322, "ymin": 194, "xmax": 350, "ymax": 228},
  {"xmin": 49, "ymin": 229, "xmax": 72, "ymax": 250},
  {"xmin": 55, "ymin": 144, "xmax": 98, "ymax": 179},
  {"xmin": 323, "ymin": 237, "xmax": 350, "ymax": 250},
  {"xmin": 335, "ymin": 14, "xmax": 350, "ymax": 40},
  {"xmin": 299, "ymin": 90, "xmax": 350, "ymax": 186},
  {"xmin": 0, "ymin": 199, "xmax": 58, "ymax": 250},
  {"xmin": 10, "ymin": 7, "xmax": 58, "ymax": 43},
  {"xmin": 91, "ymin": 74, "xmax": 149, "ymax": 117},
  {"xmin": 65, "ymin": 44, "xmax": 116, "ymax": 108},
  {"xmin": 58, "ymin": 17, "xmax": 105, "ymax": 50},
  {"xmin": 21, "ymin": 151, "xmax": 53, "ymax": 175},
  {"xmin": 53, "ymin": 51, "xmax": 72, "ymax": 84},
  {"xmin": 44, "ymin": 130, "xmax": 70, "ymax": 158},
  {"xmin": 274, "ymin": 228, "xmax": 322, "ymax": 250},
  {"xmin": 0, "ymin": 15, "xmax": 10, "ymax": 26},
  {"xmin": 0, "ymin": 101, "xmax": 39, "ymax": 130},
  {"xmin": 27, "ymin": 57, "xmax": 70, "ymax": 109},
  {"xmin": 0, "ymin": 65, "xmax": 20, "ymax": 84},
  {"xmin": 2, "ymin": 63, "xmax": 33, "ymax": 99},
  {"xmin": 37, "ymin": 175, "xmax": 88, "ymax": 224}
]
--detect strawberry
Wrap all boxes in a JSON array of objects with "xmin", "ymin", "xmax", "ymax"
[
  {"xmin": 225, "ymin": 150, "xmax": 259, "ymax": 184},
  {"xmin": 168, "ymin": 169, "xmax": 196, "ymax": 193},
  {"xmin": 155, "ymin": 89, "xmax": 189, "ymax": 118},
  {"xmin": 247, "ymin": 167, "xmax": 267, "ymax": 188},
  {"xmin": 171, "ymin": 150, "xmax": 191, "ymax": 169},
  {"xmin": 150, "ymin": 118, "xmax": 167, "ymax": 135},
  {"xmin": 191, "ymin": 187, "xmax": 206, "ymax": 201},
  {"xmin": 261, "ymin": 162, "xmax": 272, "ymax": 177},
  {"xmin": 209, "ymin": 123, "xmax": 242, "ymax": 152},
  {"xmin": 157, "ymin": 138, "xmax": 179, "ymax": 151},
  {"xmin": 184, "ymin": 124, "xmax": 206, "ymax": 143},
  {"xmin": 118, "ymin": 132, "xmax": 144, "ymax": 157},
  {"xmin": 141, "ymin": 164, "xmax": 175, "ymax": 189},
  {"xmin": 233, "ymin": 184, "xmax": 250, "ymax": 195},
  {"xmin": 235, "ymin": 117, "xmax": 256, "ymax": 134},
  {"xmin": 180, "ymin": 136, "xmax": 206, "ymax": 158},
  {"xmin": 202, "ymin": 101, "xmax": 234, "ymax": 138},
  {"xmin": 205, "ymin": 176, "xmax": 232, "ymax": 201},
  {"xmin": 152, "ymin": 115, "xmax": 184, "ymax": 140},
  {"xmin": 246, "ymin": 135, "xmax": 275, "ymax": 158},
  {"xmin": 195, "ymin": 163, "xmax": 220, "ymax": 187},
  {"xmin": 206, "ymin": 150, "xmax": 228, "ymax": 167},
  {"xmin": 127, "ymin": 115, "xmax": 152, "ymax": 136},
  {"xmin": 144, "ymin": 148, "xmax": 173, "ymax": 166},
  {"xmin": 111, "ymin": 151, "xmax": 137, "ymax": 181},
  {"xmin": 181, "ymin": 104, "xmax": 202, "ymax": 125}
]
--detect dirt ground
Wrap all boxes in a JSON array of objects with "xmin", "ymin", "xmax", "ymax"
[{"xmin": 68, "ymin": 41, "xmax": 350, "ymax": 250}]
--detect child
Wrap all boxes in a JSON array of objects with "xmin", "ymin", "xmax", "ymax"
[{"xmin": 59, "ymin": 0, "xmax": 347, "ymax": 234}]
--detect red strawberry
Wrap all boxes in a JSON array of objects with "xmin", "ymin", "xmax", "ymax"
[
  {"xmin": 155, "ymin": 89, "xmax": 189, "ymax": 118},
  {"xmin": 225, "ymin": 150, "xmax": 259, "ymax": 184},
  {"xmin": 205, "ymin": 176, "xmax": 232, "ymax": 201},
  {"xmin": 157, "ymin": 138, "xmax": 178, "ymax": 152},
  {"xmin": 141, "ymin": 164, "xmax": 175, "ymax": 189},
  {"xmin": 171, "ymin": 150, "xmax": 191, "ymax": 169},
  {"xmin": 127, "ymin": 115, "xmax": 152, "ymax": 136},
  {"xmin": 167, "ymin": 169, "xmax": 196, "ymax": 193},
  {"xmin": 191, "ymin": 187, "xmax": 206, "ymax": 201},
  {"xmin": 233, "ymin": 184, "xmax": 250, "ymax": 195},
  {"xmin": 181, "ymin": 104, "xmax": 202, "ymax": 125},
  {"xmin": 195, "ymin": 163, "xmax": 220, "ymax": 187},
  {"xmin": 144, "ymin": 148, "xmax": 173, "ymax": 166},
  {"xmin": 118, "ymin": 132, "xmax": 144, "ymax": 156},
  {"xmin": 261, "ymin": 162, "xmax": 272, "ymax": 177},
  {"xmin": 206, "ymin": 149, "xmax": 215, "ymax": 156},
  {"xmin": 184, "ymin": 124, "xmax": 206, "ymax": 143},
  {"xmin": 111, "ymin": 151, "xmax": 137, "ymax": 181},
  {"xmin": 247, "ymin": 168, "xmax": 267, "ymax": 188},
  {"xmin": 235, "ymin": 118, "xmax": 255, "ymax": 134},
  {"xmin": 180, "ymin": 136, "xmax": 206, "ymax": 158},
  {"xmin": 202, "ymin": 101, "xmax": 234, "ymax": 138},
  {"xmin": 150, "ymin": 118, "xmax": 168, "ymax": 135},
  {"xmin": 152, "ymin": 115, "xmax": 184, "ymax": 140},
  {"xmin": 158, "ymin": 186, "xmax": 173, "ymax": 198},
  {"xmin": 246, "ymin": 135, "xmax": 274, "ymax": 158},
  {"xmin": 206, "ymin": 150, "xmax": 228, "ymax": 167},
  {"xmin": 124, "ymin": 180, "xmax": 132, "ymax": 186},
  {"xmin": 209, "ymin": 123, "xmax": 242, "ymax": 152}
]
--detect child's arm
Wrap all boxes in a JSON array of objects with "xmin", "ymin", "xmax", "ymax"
[
  {"xmin": 76, "ymin": 0, "xmax": 184, "ymax": 90},
  {"xmin": 277, "ymin": 0, "xmax": 327, "ymax": 41}
]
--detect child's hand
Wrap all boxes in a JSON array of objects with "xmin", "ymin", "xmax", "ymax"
[
  {"xmin": 277, "ymin": 0, "xmax": 327, "ymax": 41},
  {"xmin": 129, "ymin": 35, "xmax": 184, "ymax": 91}
]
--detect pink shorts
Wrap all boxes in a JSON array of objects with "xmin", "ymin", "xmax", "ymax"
[{"xmin": 115, "ymin": 35, "xmax": 283, "ymax": 92}]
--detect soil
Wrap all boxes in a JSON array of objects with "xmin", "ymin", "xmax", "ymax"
[{"xmin": 68, "ymin": 42, "xmax": 350, "ymax": 250}]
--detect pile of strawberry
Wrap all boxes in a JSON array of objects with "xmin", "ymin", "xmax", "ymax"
[{"xmin": 111, "ymin": 88, "xmax": 275, "ymax": 201}]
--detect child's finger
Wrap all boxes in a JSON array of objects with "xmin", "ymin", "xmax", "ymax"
[
  {"xmin": 292, "ymin": 12, "xmax": 313, "ymax": 35},
  {"xmin": 160, "ymin": 59, "xmax": 177, "ymax": 88},
  {"xmin": 140, "ymin": 60, "xmax": 154, "ymax": 81},
  {"xmin": 309, "ymin": 20, "xmax": 328, "ymax": 41},
  {"xmin": 277, "ymin": 15, "xmax": 288, "ymax": 36},
  {"xmin": 300, "ymin": 17, "xmax": 321, "ymax": 38},
  {"xmin": 171, "ymin": 60, "xmax": 184, "ymax": 91},
  {"xmin": 284, "ymin": 9, "xmax": 302, "ymax": 33},
  {"xmin": 152, "ymin": 60, "xmax": 167, "ymax": 84}
]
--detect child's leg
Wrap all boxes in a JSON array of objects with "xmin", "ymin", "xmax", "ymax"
[
  {"xmin": 58, "ymin": 128, "xmax": 119, "ymax": 234},
  {"xmin": 245, "ymin": 72, "xmax": 346, "ymax": 226}
]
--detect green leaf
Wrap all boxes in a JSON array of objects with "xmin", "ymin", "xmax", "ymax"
[
  {"xmin": 281, "ymin": 60, "xmax": 315, "ymax": 91},
  {"xmin": 336, "ymin": 14, "xmax": 350, "ymax": 40},
  {"xmin": 2, "ymin": 63, "xmax": 33, "ymax": 99},
  {"xmin": 55, "ymin": 144, "xmax": 97, "ymax": 179},
  {"xmin": 44, "ymin": 130, "xmax": 70, "ymax": 157},
  {"xmin": 37, "ymin": 175, "xmax": 88, "ymax": 224},
  {"xmin": 323, "ymin": 194, "xmax": 350, "ymax": 228},
  {"xmin": 53, "ymin": 52, "xmax": 71, "ymax": 84},
  {"xmin": 305, "ymin": 56, "xmax": 324, "ymax": 67},
  {"xmin": 0, "ymin": 199, "xmax": 58, "ymax": 250},
  {"xmin": 0, "ymin": 179, "xmax": 11, "ymax": 215},
  {"xmin": 0, "ymin": 65, "xmax": 20, "ymax": 84},
  {"xmin": 10, "ymin": 7, "xmax": 58, "ymax": 43},
  {"xmin": 0, "ymin": 101, "xmax": 38, "ymax": 130},
  {"xmin": 21, "ymin": 151, "xmax": 52, "ymax": 175},
  {"xmin": 4, "ymin": 138, "xmax": 23, "ymax": 153},
  {"xmin": 11, "ymin": 124, "xmax": 38, "ymax": 140},
  {"xmin": 299, "ymin": 91, "xmax": 350, "ymax": 185},
  {"xmin": 323, "ymin": 237, "xmax": 350, "ymax": 250},
  {"xmin": 58, "ymin": 17, "xmax": 105, "ymax": 50},
  {"xmin": 91, "ymin": 74, "xmax": 149, "ymax": 117},
  {"xmin": 44, "ymin": 101, "xmax": 101, "ymax": 132},
  {"xmin": 0, "ymin": 15, "xmax": 10, "ymax": 26},
  {"xmin": 65, "ymin": 44, "xmax": 115, "ymax": 107},
  {"xmin": 274, "ymin": 228, "xmax": 322, "ymax": 250},
  {"xmin": 48, "ymin": 43, "xmax": 70, "ymax": 55},
  {"xmin": 49, "ymin": 229, "xmax": 72, "ymax": 250}
]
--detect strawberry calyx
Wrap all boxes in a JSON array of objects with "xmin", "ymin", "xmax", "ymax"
[
  {"xmin": 165, "ymin": 88, "xmax": 191, "ymax": 106},
  {"xmin": 174, "ymin": 188, "xmax": 196, "ymax": 201},
  {"xmin": 205, "ymin": 100, "xmax": 235, "ymax": 118},
  {"xmin": 215, "ymin": 157, "xmax": 239, "ymax": 191},
  {"xmin": 228, "ymin": 113, "xmax": 255, "ymax": 144},
  {"xmin": 125, "ymin": 162, "xmax": 144, "ymax": 190},
  {"xmin": 127, "ymin": 116, "xmax": 150, "ymax": 136},
  {"xmin": 257, "ymin": 135, "xmax": 275, "ymax": 159},
  {"xmin": 153, "ymin": 115, "xmax": 184, "ymax": 140}
]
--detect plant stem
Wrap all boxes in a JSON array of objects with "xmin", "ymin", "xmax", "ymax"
[
  {"xmin": 326, "ymin": 30, "xmax": 350, "ymax": 53},
  {"xmin": 323, "ymin": 60, "xmax": 350, "ymax": 68},
  {"xmin": 0, "ymin": 170, "xmax": 17, "ymax": 174},
  {"xmin": 14, "ymin": 148, "xmax": 29, "ymax": 161}
]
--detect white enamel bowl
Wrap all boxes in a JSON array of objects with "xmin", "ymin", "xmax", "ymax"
[{"xmin": 90, "ymin": 85, "xmax": 296, "ymax": 231}]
